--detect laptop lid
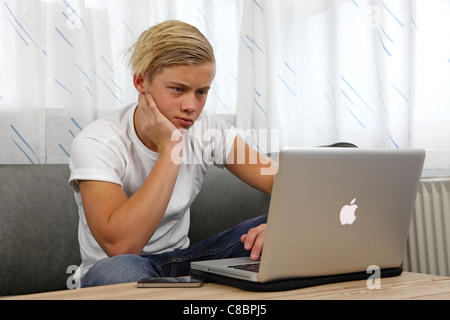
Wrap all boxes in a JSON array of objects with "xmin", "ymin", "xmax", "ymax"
[
  {"xmin": 191, "ymin": 147, "xmax": 425, "ymax": 283},
  {"xmin": 257, "ymin": 147, "xmax": 425, "ymax": 282}
]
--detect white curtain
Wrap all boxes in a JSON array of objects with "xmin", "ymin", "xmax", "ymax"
[
  {"xmin": 1, "ymin": 0, "xmax": 450, "ymax": 170},
  {"xmin": 237, "ymin": 0, "xmax": 450, "ymax": 169},
  {"xmin": 0, "ymin": 0, "xmax": 241, "ymax": 164}
]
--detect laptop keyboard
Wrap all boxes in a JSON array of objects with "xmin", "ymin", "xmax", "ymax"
[{"xmin": 228, "ymin": 262, "xmax": 260, "ymax": 273}]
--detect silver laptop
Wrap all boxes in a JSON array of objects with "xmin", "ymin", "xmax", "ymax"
[{"xmin": 190, "ymin": 147, "xmax": 426, "ymax": 283}]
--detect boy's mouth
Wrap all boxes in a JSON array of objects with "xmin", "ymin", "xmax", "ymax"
[{"xmin": 175, "ymin": 117, "xmax": 194, "ymax": 128}]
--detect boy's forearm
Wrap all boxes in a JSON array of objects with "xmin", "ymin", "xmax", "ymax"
[{"xmin": 90, "ymin": 149, "xmax": 182, "ymax": 257}]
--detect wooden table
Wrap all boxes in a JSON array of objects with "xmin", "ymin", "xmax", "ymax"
[{"xmin": 3, "ymin": 272, "xmax": 450, "ymax": 300}]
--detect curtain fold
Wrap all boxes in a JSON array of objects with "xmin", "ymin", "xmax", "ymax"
[{"xmin": 1, "ymin": 0, "xmax": 450, "ymax": 169}]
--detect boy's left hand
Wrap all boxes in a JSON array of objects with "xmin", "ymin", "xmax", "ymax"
[{"xmin": 241, "ymin": 224, "xmax": 266, "ymax": 260}]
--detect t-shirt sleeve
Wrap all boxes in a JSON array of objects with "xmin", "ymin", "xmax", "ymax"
[{"xmin": 69, "ymin": 136, "xmax": 125, "ymax": 192}]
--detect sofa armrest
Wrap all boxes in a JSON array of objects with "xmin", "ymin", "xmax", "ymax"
[{"xmin": 0, "ymin": 165, "xmax": 81, "ymax": 296}]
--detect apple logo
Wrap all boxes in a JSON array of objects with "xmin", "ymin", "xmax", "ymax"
[{"xmin": 340, "ymin": 198, "xmax": 358, "ymax": 225}]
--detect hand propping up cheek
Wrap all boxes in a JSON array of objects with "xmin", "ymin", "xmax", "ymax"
[{"xmin": 136, "ymin": 93, "xmax": 184, "ymax": 154}]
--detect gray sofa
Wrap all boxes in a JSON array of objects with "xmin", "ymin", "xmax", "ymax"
[{"xmin": 0, "ymin": 163, "xmax": 270, "ymax": 296}]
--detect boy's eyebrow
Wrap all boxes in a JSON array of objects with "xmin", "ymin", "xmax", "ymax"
[{"xmin": 167, "ymin": 81, "xmax": 210, "ymax": 90}]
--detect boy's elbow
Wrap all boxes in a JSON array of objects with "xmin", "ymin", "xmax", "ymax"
[{"xmin": 102, "ymin": 242, "xmax": 142, "ymax": 258}]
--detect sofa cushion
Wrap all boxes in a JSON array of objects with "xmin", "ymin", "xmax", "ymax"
[{"xmin": 189, "ymin": 165, "xmax": 271, "ymax": 244}]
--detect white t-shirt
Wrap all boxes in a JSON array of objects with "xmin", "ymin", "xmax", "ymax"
[{"xmin": 69, "ymin": 103, "xmax": 237, "ymax": 281}]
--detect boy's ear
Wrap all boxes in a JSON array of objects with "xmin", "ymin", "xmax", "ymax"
[{"xmin": 133, "ymin": 74, "xmax": 146, "ymax": 94}]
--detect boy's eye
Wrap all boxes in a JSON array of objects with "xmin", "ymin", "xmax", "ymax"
[
  {"xmin": 197, "ymin": 89, "xmax": 209, "ymax": 96},
  {"xmin": 173, "ymin": 87, "xmax": 183, "ymax": 93}
]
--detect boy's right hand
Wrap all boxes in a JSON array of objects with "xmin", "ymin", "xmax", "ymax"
[{"xmin": 136, "ymin": 93, "xmax": 184, "ymax": 154}]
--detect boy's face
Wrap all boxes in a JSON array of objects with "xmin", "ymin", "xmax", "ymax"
[{"xmin": 138, "ymin": 62, "xmax": 216, "ymax": 130}]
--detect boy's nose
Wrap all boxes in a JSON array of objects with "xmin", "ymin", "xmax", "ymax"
[{"xmin": 181, "ymin": 94, "xmax": 198, "ymax": 113}]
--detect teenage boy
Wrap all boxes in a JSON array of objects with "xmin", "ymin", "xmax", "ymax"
[{"xmin": 69, "ymin": 20, "xmax": 276, "ymax": 287}]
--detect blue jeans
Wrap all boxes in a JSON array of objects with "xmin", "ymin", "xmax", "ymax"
[{"xmin": 81, "ymin": 215, "xmax": 267, "ymax": 287}]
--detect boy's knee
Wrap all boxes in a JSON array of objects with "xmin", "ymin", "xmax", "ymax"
[{"xmin": 81, "ymin": 254, "xmax": 159, "ymax": 287}]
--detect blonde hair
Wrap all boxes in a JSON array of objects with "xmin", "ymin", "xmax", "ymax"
[{"xmin": 126, "ymin": 20, "xmax": 215, "ymax": 82}]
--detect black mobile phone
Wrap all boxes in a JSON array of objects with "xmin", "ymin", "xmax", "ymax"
[{"xmin": 137, "ymin": 276, "xmax": 203, "ymax": 288}]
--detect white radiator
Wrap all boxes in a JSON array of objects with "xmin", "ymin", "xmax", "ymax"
[{"xmin": 403, "ymin": 177, "xmax": 450, "ymax": 276}]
